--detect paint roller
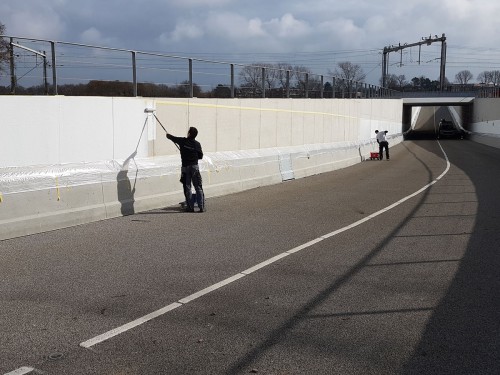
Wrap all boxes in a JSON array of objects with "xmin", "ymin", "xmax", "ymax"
[
  {"xmin": 144, "ymin": 108, "xmax": 180, "ymax": 150},
  {"xmin": 144, "ymin": 108, "xmax": 168, "ymax": 133}
]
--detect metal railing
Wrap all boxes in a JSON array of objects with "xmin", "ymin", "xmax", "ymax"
[
  {"xmin": 0, "ymin": 35, "xmax": 397, "ymax": 99},
  {"xmin": 396, "ymin": 85, "xmax": 500, "ymax": 99}
]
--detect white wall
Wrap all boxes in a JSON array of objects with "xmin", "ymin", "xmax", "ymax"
[
  {"xmin": 1, "ymin": 96, "xmax": 403, "ymax": 168},
  {"xmin": 151, "ymin": 98, "xmax": 402, "ymax": 154},
  {"xmin": 1, "ymin": 96, "xmax": 154, "ymax": 167},
  {"xmin": 469, "ymin": 98, "xmax": 500, "ymax": 149},
  {"xmin": 0, "ymin": 96, "xmax": 403, "ymax": 240}
]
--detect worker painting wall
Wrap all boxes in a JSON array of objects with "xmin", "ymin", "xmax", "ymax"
[{"xmin": 0, "ymin": 96, "xmax": 403, "ymax": 240}]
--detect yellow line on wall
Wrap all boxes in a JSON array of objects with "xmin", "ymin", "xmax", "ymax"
[{"xmin": 155, "ymin": 100, "xmax": 358, "ymax": 119}]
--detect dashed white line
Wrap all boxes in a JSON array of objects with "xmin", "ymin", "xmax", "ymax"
[{"xmin": 80, "ymin": 142, "xmax": 450, "ymax": 349}]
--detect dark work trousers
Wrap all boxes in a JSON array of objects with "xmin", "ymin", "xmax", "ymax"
[
  {"xmin": 181, "ymin": 165, "xmax": 205, "ymax": 210},
  {"xmin": 379, "ymin": 141, "xmax": 389, "ymax": 160}
]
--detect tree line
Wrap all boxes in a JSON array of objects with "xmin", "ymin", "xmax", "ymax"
[
  {"xmin": 384, "ymin": 69, "xmax": 500, "ymax": 91},
  {"xmin": 0, "ymin": 80, "xmax": 204, "ymax": 97},
  {"xmin": 454, "ymin": 69, "xmax": 500, "ymax": 86}
]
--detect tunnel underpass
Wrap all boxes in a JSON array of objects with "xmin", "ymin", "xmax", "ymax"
[{"xmin": 402, "ymin": 96, "xmax": 474, "ymax": 140}]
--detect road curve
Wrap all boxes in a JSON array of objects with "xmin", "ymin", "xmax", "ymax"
[{"xmin": 1, "ymin": 139, "xmax": 499, "ymax": 374}]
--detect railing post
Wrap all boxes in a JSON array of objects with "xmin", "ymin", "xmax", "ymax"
[
  {"xmin": 230, "ymin": 63, "xmax": 235, "ymax": 98},
  {"xmin": 320, "ymin": 75, "xmax": 324, "ymax": 98},
  {"xmin": 305, "ymin": 73, "xmax": 309, "ymax": 98},
  {"xmin": 286, "ymin": 70, "xmax": 290, "ymax": 98},
  {"xmin": 189, "ymin": 58, "xmax": 193, "ymax": 98},
  {"xmin": 51, "ymin": 41, "xmax": 57, "ymax": 95},
  {"xmin": 332, "ymin": 77, "xmax": 336, "ymax": 98},
  {"xmin": 132, "ymin": 51, "xmax": 137, "ymax": 97},
  {"xmin": 261, "ymin": 67, "xmax": 265, "ymax": 98}
]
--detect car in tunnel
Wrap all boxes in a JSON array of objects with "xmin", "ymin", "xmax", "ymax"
[{"xmin": 438, "ymin": 119, "xmax": 463, "ymax": 139}]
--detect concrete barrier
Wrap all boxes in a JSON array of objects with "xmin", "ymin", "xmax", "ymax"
[
  {"xmin": 469, "ymin": 98, "xmax": 500, "ymax": 149},
  {"xmin": 0, "ymin": 96, "xmax": 403, "ymax": 240}
]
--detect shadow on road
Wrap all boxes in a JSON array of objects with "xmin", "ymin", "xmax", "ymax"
[
  {"xmin": 400, "ymin": 140, "xmax": 500, "ymax": 374},
  {"xmin": 225, "ymin": 141, "xmax": 440, "ymax": 374},
  {"xmin": 225, "ymin": 140, "xmax": 500, "ymax": 374}
]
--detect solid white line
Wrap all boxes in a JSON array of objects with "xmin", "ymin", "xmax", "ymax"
[
  {"xmin": 80, "ymin": 142, "xmax": 450, "ymax": 349},
  {"xmin": 80, "ymin": 302, "xmax": 182, "ymax": 348},
  {"xmin": 3, "ymin": 367, "xmax": 35, "ymax": 375},
  {"xmin": 178, "ymin": 274, "xmax": 246, "ymax": 304},
  {"xmin": 286, "ymin": 238, "xmax": 324, "ymax": 254},
  {"xmin": 241, "ymin": 253, "xmax": 290, "ymax": 275}
]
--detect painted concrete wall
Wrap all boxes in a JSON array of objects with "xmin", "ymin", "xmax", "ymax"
[
  {"xmin": 0, "ymin": 96, "xmax": 403, "ymax": 240},
  {"xmin": 1, "ymin": 96, "xmax": 154, "ymax": 167},
  {"xmin": 469, "ymin": 98, "xmax": 500, "ymax": 148}
]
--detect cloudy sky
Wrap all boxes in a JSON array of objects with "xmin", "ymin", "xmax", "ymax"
[{"xmin": 2, "ymin": 0, "xmax": 500, "ymax": 87}]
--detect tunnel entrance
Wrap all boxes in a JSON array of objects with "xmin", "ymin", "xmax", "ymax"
[{"xmin": 401, "ymin": 97, "xmax": 474, "ymax": 140}]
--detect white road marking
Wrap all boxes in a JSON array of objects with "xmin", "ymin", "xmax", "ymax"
[
  {"xmin": 241, "ymin": 253, "xmax": 290, "ymax": 275},
  {"xmin": 178, "ymin": 274, "xmax": 246, "ymax": 304},
  {"xmin": 80, "ymin": 142, "xmax": 450, "ymax": 349},
  {"xmin": 80, "ymin": 302, "xmax": 182, "ymax": 348},
  {"xmin": 3, "ymin": 367, "xmax": 35, "ymax": 375}
]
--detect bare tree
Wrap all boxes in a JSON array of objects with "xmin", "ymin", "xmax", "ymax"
[
  {"xmin": 293, "ymin": 66, "xmax": 313, "ymax": 96},
  {"xmin": 330, "ymin": 62, "xmax": 366, "ymax": 82},
  {"xmin": 477, "ymin": 70, "xmax": 500, "ymax": 85},
  {"xmin": 455, "ymin": 70, "xmax": 473, "ymax": 84},
  {"xmin": 238, "ymin": 64, "xmax": 263, "ymax": 96},
  {"xmin": 382, "ymin": 74, "xmax": 399, "ymax": 89},
  {"xmin": 396, "ymin": 74, "xmax": 407, "ymax": 88},
  {"xmin": 274, "ymin": 62, "xmax": 294, "ymax": 90},
  {"xmin": 490, "ymin": 70, "xmax": 500, "ymax": 85},
  {"xmin": 261, "ymin": 63, "xmax": 278, "ymax": 91},
  {"xmin": 477, "ymin": 71, "xmax": 493, "ymax": 84},
  {"xmin": 330, "ymin": 61, "xmax": 366, "ymax": 97}
]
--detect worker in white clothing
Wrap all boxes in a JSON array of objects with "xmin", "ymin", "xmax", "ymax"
[{"xmin": 375, "ymin": 130, "xmax": 389, "ymax": 160}]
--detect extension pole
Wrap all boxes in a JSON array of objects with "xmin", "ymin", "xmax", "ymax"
[{"xmin": 144, "ymin": 108, "xmax": 167, "ymax": 133}]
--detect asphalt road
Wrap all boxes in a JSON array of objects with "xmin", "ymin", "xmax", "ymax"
[{"xmin": 1, "ymin": 139, "xmax": 499, "ymax": 375}]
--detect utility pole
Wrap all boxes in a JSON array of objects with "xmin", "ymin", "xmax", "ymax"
[
  {"xmin": 10, "ymin": 40, "xmax": 50, "ymax": 94},
  {"xmin": 382, "ymin": 33, "xmax": 447, "ymax": 90},
  {"xmin": 43, "ymin": 51, "xmax": 48, "ymax": 94},
  {"xmin": 439, "ymin": 36, "xmax": 447, "ymax": 91}
]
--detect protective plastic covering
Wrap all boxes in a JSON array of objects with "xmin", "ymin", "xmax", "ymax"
[{"xmin": 0, "ymin": 139, "xmax": 390, "ymax": 196}]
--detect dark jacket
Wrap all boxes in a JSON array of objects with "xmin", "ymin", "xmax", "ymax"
[{"xmin": 167, "ymin": 134, "xmax": 203, "ymax": 167}]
